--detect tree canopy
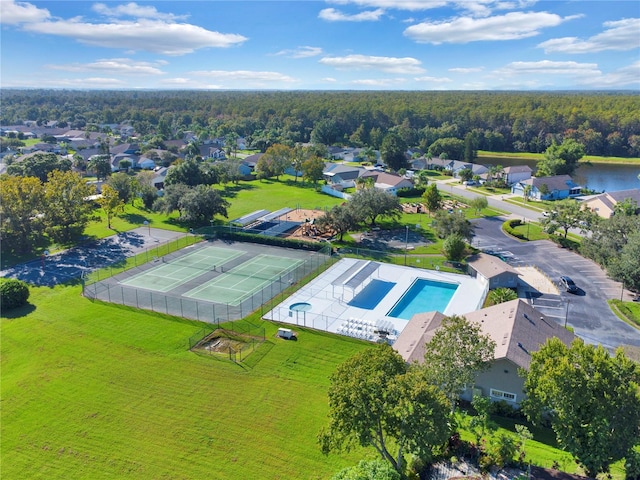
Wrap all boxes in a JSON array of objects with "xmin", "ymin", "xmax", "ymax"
[
  {"xmin": 536, "ymin": 139, "xmax": 586, "ymax": 177},
  {"xmin": 523, "ymin": 338, "xmax": 640, "ymax": 478},
  {"xmin": 421, "ymin": 314, "xmax": 496, "ymax": 410},
  {"xmin": 348, "ymin": 188, "xmax": 401, "ymax": 228},
  {"xmin": 319, "ymin": 345, "xmax": 451, "ymax": 474}
]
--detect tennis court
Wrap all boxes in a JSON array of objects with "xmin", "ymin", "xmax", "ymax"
[
  {"xmin": 120, "ymin": 246, "xmax": 243, "ymax": 292},
  {"xmin": 183, "ymin": 254, "xmax": 303, "ymax": 306}
]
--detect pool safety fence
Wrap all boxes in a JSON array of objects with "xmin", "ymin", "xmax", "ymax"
[
  {"xmin": 83, "ymin": 241, "xmax": 334, "ymax": 324},
  {"xmin": 266, "ymin": 306, "xmax": 398, "ymax": 343}
]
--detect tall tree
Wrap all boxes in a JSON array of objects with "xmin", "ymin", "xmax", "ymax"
[
  {"xmin": 107, "ymin": 172, "xmax": 133, "ymax": 203},
  {"xmin": 537, "ymin": 139, "xmax": 585, "ymax": 177},
  {"xmin": 301, "ymin": 155, "xmax": 325, "ymax": 186},
  {"xmin": 380, "ymin": 132, "xmax": 408, "ymax": 172},
  {"xmin": 540, "ymin": 198, "xmax": 583, "ymax": 239},
  {"xmin": 7, "ymin": 153, "xmax": 72, "ymax": 182},
  {"xmin": 316, "ymin": 204, "xmax": 360, "ymax": 241},
  {"xmin": 97, "ymin": 184, "xmax": 125, "ymax": 229},
  {"xmin": 431, "ymin": 210, "xmax": 474, "ymax": 240},
  {"xmin": 87, "ymin": 155, "xmax": 112, "ymax": 181},
  {"xmin": 0, "ymin": 175, "xmax": 45, "ymax": 253},
  {"xmin": 164, "ymin": 159, "xmax": 204, "ymax": 187},
  {"xmin": 177, "ymin": 185, "xmax": 230, "ymax": 224},
  {"xmin": 606, "ymin": 231, "xmax": 640, "ymax": 293},
  {"xmin": 262, "ymin": 144, "xmax": 293, "ymax": 180},
  {"xmin": 348, "ymin": 188, "xmax": 401, "ymax": 228},
  {"xmin": 463, "ymin": 132, "xmax": 477, "ymax": 163},
  {"xmin": 422, "ymin": 184, "xmax": 442, "ymax": 215},
  {"xmin": 44, "ymin": 170, "xmax": 95, "ymax": 243},
  {"xmin": 421, "ymin": 314, "xmax": 496, "ymax": 411},
  {"xmin": 523, "ymin": 338, "xmax": 640, "ymax": 478},
  {"xmin": 319, "ymin": 345, "xmax": 451, "ymax": 474}
]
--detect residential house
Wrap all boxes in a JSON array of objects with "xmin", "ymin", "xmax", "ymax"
[
  {"xmin": 239, "ymin": 153, "xmax": 263, "ymax": 177},
  {"xmin": 451, "ymin": 161, "xmax": 489, "ymax": 179},
  {"xmin": 328, "ymin": 146, "xmax": 350, "ymax": 160},
  {"xmin": 393, "ymin": 298, "xmax": 575, "ymax": 406},
  {"xmin": 359, "ymin": 170, "xmax": 414, "ymax": 195},
  {"xmin": 323, "ymin": 163, "xmax": 364, "ymax": 187},
  {"xmin": 580, "ymin": 188, "xmax": 640, "ymax": 218},
  {"xmin": 503, "ymin": 165, "xmax": 533, "ymax": 185},
  {"xmin": 152, "ymin": 167, "xmax": 169, "ymax": 190},
  {"xmin": 466, "ymin": 253, "xmax": 520, "ymax": 290},
  {"xmin": 511, "ymin": 175, "xmax": 581, "ymax": 201}
]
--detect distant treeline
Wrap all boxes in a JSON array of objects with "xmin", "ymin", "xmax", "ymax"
[{"xmin": 1, "ymin": 89, "xmax": 639, "ymax": 157}]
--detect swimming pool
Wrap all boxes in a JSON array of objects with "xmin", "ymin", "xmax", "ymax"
[
  {"xmin": 348, "ymin": 279, "xmax": 396, "ymax": 309},
  {"xmin": 387, "ymin": 278, "xmax": 458, "ymax": 320}
]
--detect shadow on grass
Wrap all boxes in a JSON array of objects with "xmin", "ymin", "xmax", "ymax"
[
  {"xmin": 122, "ymin": 212, "xmax": 149, "ymax": 225},
  {"xmin": 0, "ymin": 302, "xmax": 36, "ymax": 318}
]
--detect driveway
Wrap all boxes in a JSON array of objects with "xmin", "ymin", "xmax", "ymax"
[{"xmin": 472, "ymin": 217, "xmax": 640, "ymax": 349}]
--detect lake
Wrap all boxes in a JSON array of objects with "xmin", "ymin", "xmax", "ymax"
[{"xmin": 480, "ymin": 156, "xmax": 640, "ymax": 193}]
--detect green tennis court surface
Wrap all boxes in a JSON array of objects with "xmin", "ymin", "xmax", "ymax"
[
  {"xmin": 120, "ymin": 246, "xmax": 243, "ymax": 292},
  {"xmin": 183, "ymin": 254, "xmax": 303, "ymax": 306}
]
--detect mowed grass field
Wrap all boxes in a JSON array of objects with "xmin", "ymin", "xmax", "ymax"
[{"xmin": 1, "ymin": 285, "xmax": 370, "ymax": 480}]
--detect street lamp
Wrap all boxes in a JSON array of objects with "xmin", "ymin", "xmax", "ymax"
[
  {"xmin": 41, "ymin": 249, "xmax": 49, "ymax": 269},
  {"xmin": 404, "ymin": 225, "xmax": 409, "ymax": 266},
  {"xmin": 143, "ymin": 220, "xmax": 150, "ymax": 236}
]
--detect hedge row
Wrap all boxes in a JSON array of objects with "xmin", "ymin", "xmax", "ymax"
[
  {"xmin": 502, "ymin": 219, "xmax": 526, "ymax": 240},
  {"xmin": 211, "ymin": 230, "xmax": 328, "ymax": 252}
]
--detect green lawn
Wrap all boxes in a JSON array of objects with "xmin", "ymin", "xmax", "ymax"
[
  {"xmin": 219, "ymin": 177, "xmax": 344, "ymax": 220},
  {"xmin": 478, "ymin": 150, "xmax": 640, "ymax": 165},
  {"xmin": 1, "ymin": 285, "xmax": 371, "ymax": 480}
]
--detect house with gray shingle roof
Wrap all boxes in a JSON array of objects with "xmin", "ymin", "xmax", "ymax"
[
  {"xmin": 393, "ymin": 298, "xmax": 575, "ymax": 406},
  {"xmin": 467, "ymin": 253, "xmax": 520, "ymax": 290},
  {"xmin": 503, "ymin": 165, "xmax": 532, "ymax": 185},
  {"xmin": 323, "ymin": 163, "xmax": 365, "ymax": 186},
  {"xmin": 360, "ymin": 170, "xmax": 414, "ymax": 195},
  {"xmin": 511, "ymin": 174, "xmax": 581, "ymax": 201}
]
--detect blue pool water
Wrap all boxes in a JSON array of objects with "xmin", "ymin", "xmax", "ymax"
[
  {"xmin": 388, "ymin": 279, "xmax": 458, "ymax": 320},
  {"xmin": 349, "ymin": 280, "xmax": 396, "ymax": 309}
]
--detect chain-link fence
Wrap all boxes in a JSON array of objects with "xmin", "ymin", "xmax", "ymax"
[{"xmin": 83, "ymin": 240, "xmax": 333, "ymax": 324}]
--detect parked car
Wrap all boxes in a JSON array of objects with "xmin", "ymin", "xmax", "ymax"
[{"xmin": 559, "ymin": 276, "xmax": 578, "ymax": 293}]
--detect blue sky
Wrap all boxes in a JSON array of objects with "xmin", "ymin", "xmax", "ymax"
[{"xmin": 1, "ymin": 0, "xmax": 639, "ymax": 90}]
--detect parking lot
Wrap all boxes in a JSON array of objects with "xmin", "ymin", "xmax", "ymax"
[{"xmin": 472, "ymin": 217, "xmax": 640, "ymax": 349}]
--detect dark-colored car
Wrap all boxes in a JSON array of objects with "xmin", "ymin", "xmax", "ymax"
[{"xmin": 560, "ymin": 276, "xmax": 578, "ymax": 293}]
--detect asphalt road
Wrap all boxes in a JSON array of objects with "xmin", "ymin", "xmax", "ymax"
[{"xmin": 471, "ymin": 216, "xmax": 640, "ymax": 350}]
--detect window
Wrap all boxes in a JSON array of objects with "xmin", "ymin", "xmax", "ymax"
[{"xmin": 490, "ymin": 388, "xmax": 517, "ymax": 402}]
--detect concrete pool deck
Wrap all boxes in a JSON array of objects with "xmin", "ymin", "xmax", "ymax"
[{"xmin": 264, "ymin": 258, "xmax": 487, "ymax": 341}]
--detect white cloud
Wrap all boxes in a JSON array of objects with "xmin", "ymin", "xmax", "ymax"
[
  {"xmin": 448, "ymin": 67, "xmax": 484, "ymax": 73},
  {"xmin": 578, "ymin": 61, "xmax": 640, "ymax": 88},
  {"xmin": 274, "ymin": 46, "xmax": 323, "ymax": 58},
  {"xmin": 414, "ymin": 76, "xmax": 453, "ymax": 83},
  {"xmin": 328, "ymin": 1, "xmax": 447, "ymax": 12},
  {"xmin": 322, "ymin": 77, "xmax": 338, "ymax": 82},
  {"xmin": 92, "ymin": 2, "xmax": 188, "ymax": 21},
  {"xmin": 538, "ymin": 18, "xmax": 640, "ymax": 54},
  {"xmin": 47, "ymin": 58, "xmax": 166, "ymax": 75},
  {"xmin": 319, "ymin": 54, "xmax": 425, "ymax": 74},
  {"xmin": 404, "ymin": 11, "xmax": 571, "ymax": 44},
  {"xmin": 190, "ymin": 70, "xmax": 297, "ymax": 84},
  {"xmin": 0, "ymin": 0, "xmax": 50, "ymax": 24},
  {"xmin": 494, "ymin": 60, "xmax": 601, "ymax": 76},
  {"xmin": 328, "ymin": 0, "xmax": 537, "ymax": 15},
  {"xmin": 319, "ymin": 8, "xmax": 385, "ymax": 21},
  {"xmin": 350, "ymin": 78, "xmax": 407, "ymax": 86},
  {"xmin": 23, "ymin": 19, "xmax": 247, "ymax": 55},
  {"xmin": 56, "ymin": 77, "xmax": 128, "ymax": 87}
]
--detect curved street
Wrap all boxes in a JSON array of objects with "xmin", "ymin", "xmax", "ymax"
[{"xmin": 437, "ymin": 179, "xmax": 640, "ymax": 349}]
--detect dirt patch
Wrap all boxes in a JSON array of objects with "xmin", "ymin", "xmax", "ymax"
[{"xmin": 194, "ymin": 328, "xmax": 260, "ymax": 354}]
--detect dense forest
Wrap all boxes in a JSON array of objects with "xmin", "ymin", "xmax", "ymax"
[{"xmin": 1, "ymin": 90, "xmax": 639, "ymax": 157}]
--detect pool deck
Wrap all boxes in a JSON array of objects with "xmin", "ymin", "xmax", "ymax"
[{"xmin": 264, "ymin": 258, "xmax": 487, "ymax": 341}]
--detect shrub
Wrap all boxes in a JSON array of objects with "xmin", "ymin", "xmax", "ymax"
[
  {"xmin": 397, "ymin": 186, "xmax": 426, "ymax": 197},
  {"xmin": 503, "ymin": 219, "xmax": 526, "ymax": 240},
  {"xmin": 625, "ymin": 449, "xmax": 640, "ymax": 480},
  {"xmin": 0, "ymin": 278, "xmax": 30, "ymax": 310},
  {"xmin": 442, "ymin": 234, "xmax": 466, "ymax": 262}
]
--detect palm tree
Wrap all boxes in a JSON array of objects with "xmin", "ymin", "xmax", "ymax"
[{"xmin": 488, "ymin": 288, "xmax": 517, "ymax": 306}]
